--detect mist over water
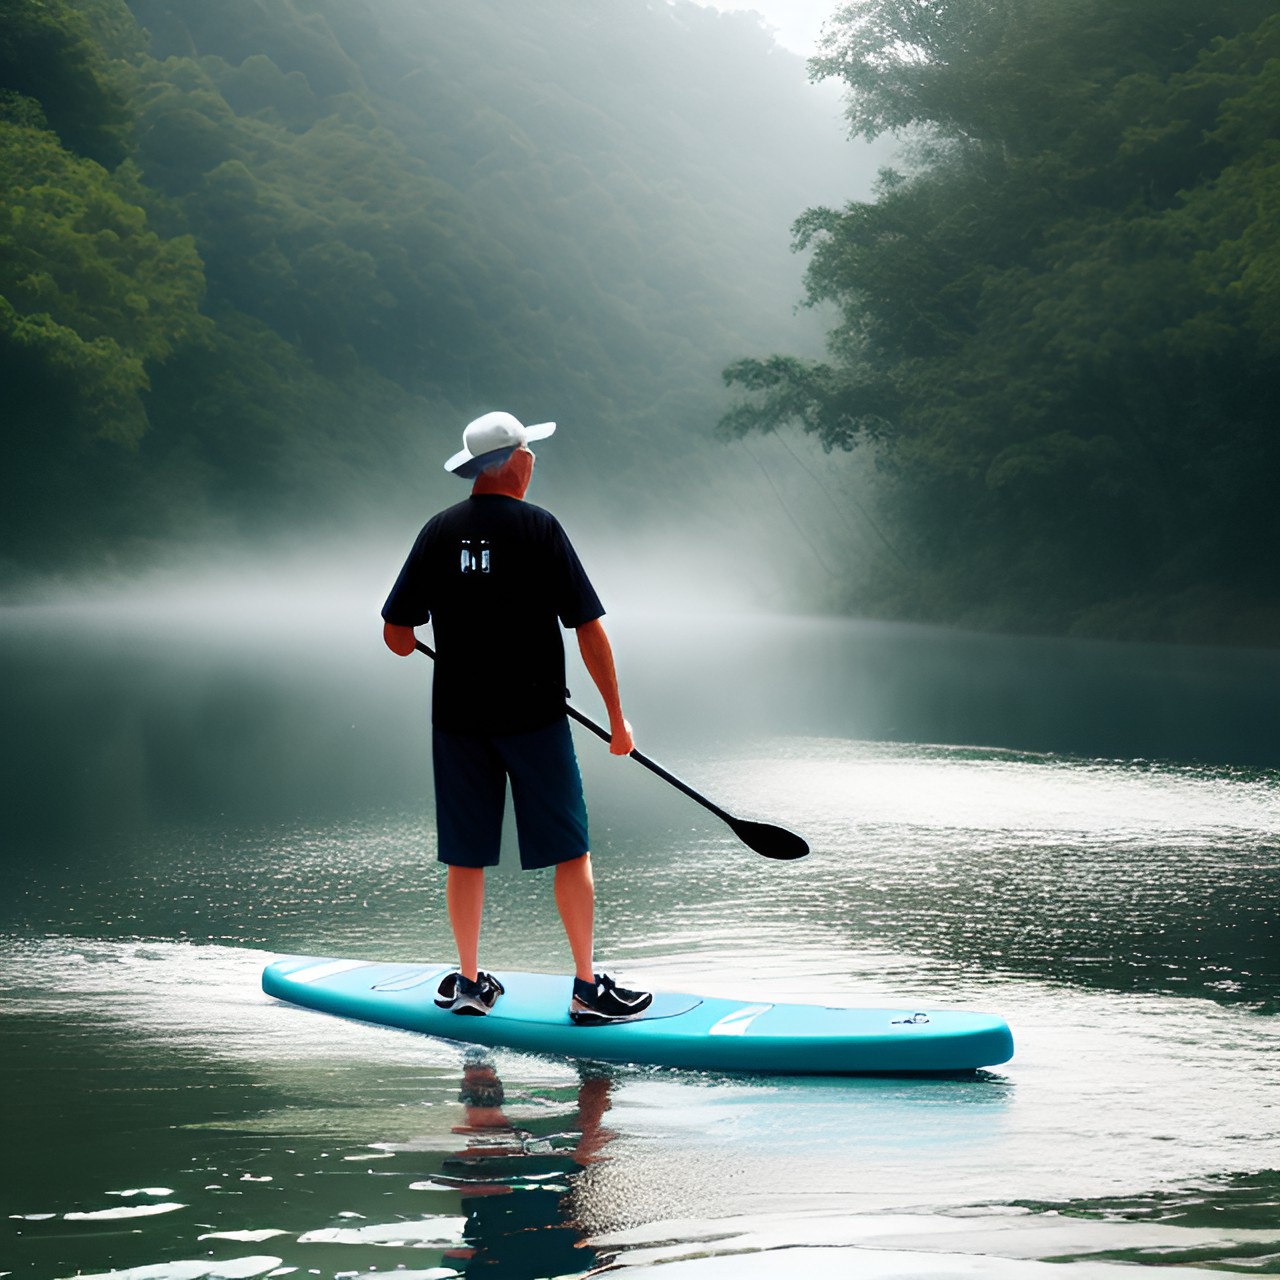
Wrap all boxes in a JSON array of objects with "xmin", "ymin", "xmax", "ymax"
[{"xmin": 4, "ymin": 539, "xmax": 1278, "ymax": 850}]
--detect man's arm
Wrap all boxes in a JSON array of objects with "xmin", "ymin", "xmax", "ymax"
[
  {"xmin": 576, "ymin": 618, "xmax": 634, "ymax": 756},
  {"xmin": 383, "ymin": 621, "xmax": 417, "ymax": 656}
]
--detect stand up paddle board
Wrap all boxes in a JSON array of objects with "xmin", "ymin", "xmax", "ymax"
[{"xmin": 262, "ymin": 956, "xmax": 1014, "ymax": 1075}]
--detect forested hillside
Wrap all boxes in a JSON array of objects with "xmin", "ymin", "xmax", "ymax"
[
  {"xmin": 1, "ymin": 0, "xmax": 849, "ymax": 578},
  {"xmin": 723, "ymin": 0, "xmax": 1280, "ymax": 644}
]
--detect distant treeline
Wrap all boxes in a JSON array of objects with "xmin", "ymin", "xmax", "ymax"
[
  {"xmin": 1, "ymin": 0, "xmax": 841, "ymax": 576},
  {"xmin": 723, "ymin": 0, "xmax": 1280, "ymax": 645}
]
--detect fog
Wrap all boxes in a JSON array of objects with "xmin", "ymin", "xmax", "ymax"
[
  {"xmin": 6, "ymin": 539, "xmax": 1277, "ymax": 862},
  {"xmin": 698, "ymin": 0, "xmax": 835, "ymax": 57}
]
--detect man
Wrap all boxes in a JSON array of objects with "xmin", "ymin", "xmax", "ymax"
[{"xmin": 381, "ymin": 411, "xmax": 653, "ymax": 1025}]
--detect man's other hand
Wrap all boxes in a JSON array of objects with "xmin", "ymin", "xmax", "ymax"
[
  {"xmin": 383, "ymin": 621, "xmax": 416, "ymax": 656},
  {"xmin": 610, "ymin": 718, "xmax": 635, "ymax": 757}
]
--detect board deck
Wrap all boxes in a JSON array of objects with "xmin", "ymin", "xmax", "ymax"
[{"xmin": 262, "ymin": 956, "xmax": 1014, "ymax": 1075}]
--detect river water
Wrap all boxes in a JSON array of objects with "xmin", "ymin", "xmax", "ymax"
[{"xmin": 2, "ymin": 581, "xmax": 1278, "ymax": 1279}]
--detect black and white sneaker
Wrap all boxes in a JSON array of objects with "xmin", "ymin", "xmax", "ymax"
[
  {"xmin": 435, "ymin": 970, "xmax": 505, "ymax": 1016},
  {"xmin": 569, "ymin": 973, "xmax": 653, "ymax": 1025}
]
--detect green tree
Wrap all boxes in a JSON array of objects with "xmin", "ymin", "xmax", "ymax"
[
  {"xmin": 0, "ymin": 121, "xmax": 208, "ymax": 444},
  {"xmin": 723, "ymin": 0, "xmax": 1280, "ymax": 641},
  {"xmin": 0, "ymin": 0, "xmax": 130, "ymax": 162}
]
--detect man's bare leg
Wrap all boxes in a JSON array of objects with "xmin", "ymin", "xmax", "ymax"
[
  {"xmin": 446, "ymin": 865, "xmax": 485, "ymax": 981},
  {"xmin": 554, "ymin": 852, "xmax": 595, "ymax": 983}
]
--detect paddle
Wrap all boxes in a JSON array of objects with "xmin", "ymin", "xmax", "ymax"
[{"xmin": 413, "ymin": 639, "xmax": 808, "ymax": 860}]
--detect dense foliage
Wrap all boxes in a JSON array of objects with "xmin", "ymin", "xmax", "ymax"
[
  {"xmin": 1, "ymin": 0, "xmax": 842, "ymax": 574},
  {"xmin": 723, "ymin": 0, "xmax": 1280, "ymax": 643}
]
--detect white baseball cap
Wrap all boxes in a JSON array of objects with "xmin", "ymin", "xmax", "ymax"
[{"xmin": 445, "ymin": 411, "xmax": 556, "ymax": 478}]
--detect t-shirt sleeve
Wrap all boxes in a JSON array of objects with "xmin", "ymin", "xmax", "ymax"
[
  {"xmin": 381, "ymin": 524, "xmax": 435, "ymax": 627},
  {"xmin": 550, "ymin": 520, "xmax": 605, "ymax": 628}
]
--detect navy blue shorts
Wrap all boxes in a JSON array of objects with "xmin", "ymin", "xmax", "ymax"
[{"xmin": 432, "ymin": 716, "xmax": 589, "ymax": 871}]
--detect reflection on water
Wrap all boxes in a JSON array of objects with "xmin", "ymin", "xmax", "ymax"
[
  {"xmin": 432, "ymin": 1058, "xmax": 611, "ymax": 1277},
  {"xmin": 1, "ymin": 974, "xmax": 619, "ymax": 1279},
  {"xmin": 2, "ymin": 602, "xmax": 1280, "ymax": 1278}
]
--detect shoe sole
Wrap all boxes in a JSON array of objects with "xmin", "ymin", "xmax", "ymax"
[
  {"xmin": 436, "ymin": 972, "xmax": 505, "ymax": 1012},
  {"xmin": 569, "ymin": 998, "xmax": 654, "ymax": 1026}
]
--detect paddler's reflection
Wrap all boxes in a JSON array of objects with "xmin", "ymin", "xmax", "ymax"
[{"xmin": 439, "ymin": 1054, "xmax": 616, "ymax": 1276}]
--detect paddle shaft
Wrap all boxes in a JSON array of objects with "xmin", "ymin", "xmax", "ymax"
[
  {"xmin": 412, "ymin": 639, "xmax": 736, "ymax": 825},
  {"xmin": 562, "ymin": 703, "xmax": 740, "ymax": 825}
]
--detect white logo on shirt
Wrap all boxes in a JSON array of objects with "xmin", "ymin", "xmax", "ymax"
[{"xmin": 460, "ymin": 539, "xmax": 491, "ymax": 574}]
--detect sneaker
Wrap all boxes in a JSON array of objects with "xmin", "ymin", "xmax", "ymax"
[
  {"xmin": 435, "ymin": 970, "xmax": 505, "ymax": 1016},
  {"xmin": 570, "ymin": 973, "xmax": 653, "ymax": 1025}
]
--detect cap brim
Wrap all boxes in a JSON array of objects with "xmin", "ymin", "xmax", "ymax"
[
  {"xmin": 445, "ymin": 444, "xmax": 517, "ymax": 478},
  {"xmin": 444, "ymin": 421, "xmax": 554, "ymax": 476}
]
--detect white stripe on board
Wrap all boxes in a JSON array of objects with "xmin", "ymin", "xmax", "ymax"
[
  {"xmin": 372, "ymin": 967, "xmax": 451, "ymax": 992},
  {"xmin": 286, "ymin": 959, "xmax": 375, "ymax": 985},
  {"xmin": 707, "ymin": 1004, "xmax": 772, "ymax": 1036}
]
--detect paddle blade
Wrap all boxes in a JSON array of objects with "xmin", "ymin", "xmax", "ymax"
[{"xmin": 727, "ymin": 817, "xmax": 809, "ymax": 860}]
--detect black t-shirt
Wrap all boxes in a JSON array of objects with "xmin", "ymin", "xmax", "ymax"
[{"xmin": 382, "ymin": 495, "xmax": 605, "ymax": 734}]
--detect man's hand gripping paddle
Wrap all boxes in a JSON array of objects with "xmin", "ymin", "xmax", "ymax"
[{"xmin": 413, "ymin": 640, "xmax": 808, "ymax": 861}]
